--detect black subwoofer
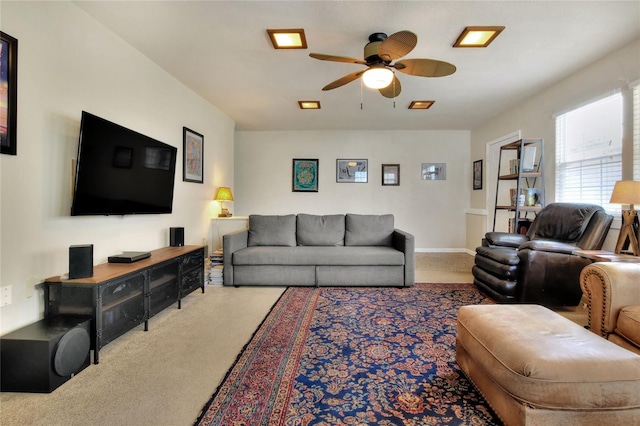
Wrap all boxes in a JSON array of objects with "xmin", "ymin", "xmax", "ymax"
[{"xmin": 1, "ymin": 316, "xmax": 91, "ymax": 393}]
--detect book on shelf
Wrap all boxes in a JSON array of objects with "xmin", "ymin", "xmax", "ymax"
[{"xmin": 509, "ymin": 159, "xmax": 519, "ymax": 175}]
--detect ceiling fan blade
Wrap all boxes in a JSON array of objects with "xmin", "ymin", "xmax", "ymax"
[
  {"xmin": 378, "ymin": 30, "xmax": 417, "ymax": 62},
  {"xmin": 310, "ymin": 53, "xmax": 366, "ymax": 65},
  {"xmin": 394, "ymin": 58, "xmax": 457, "ymax": 77},
  {"xmin": 379, "ymin": 74, "xmax": 401, "ymax": 98},
  {"xmin": 322, "ymin": 70, "xmax": 366, "ymax": 91}
]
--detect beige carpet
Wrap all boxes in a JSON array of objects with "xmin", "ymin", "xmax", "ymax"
[
  {"xmin": 0, "ymin": 253, "xmax": 585, "ymax": 425},
  {"xmin": 415, "ymin": 252, "xmax": 475, "ymax": 283}
]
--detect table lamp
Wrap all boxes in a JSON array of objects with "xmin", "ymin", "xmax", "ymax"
[
  {"xmin": 609, "ymin": 180, "xmax": 640, "ymax": 256},
  {"xmin": 214, "ymin": 187, "xmax": 234, "ymax": 217}
]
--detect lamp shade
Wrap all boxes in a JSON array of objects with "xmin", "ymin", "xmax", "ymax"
[
  {"xmin": 609, "ymin": 181, "xmax": 640, "ymax": 207},
  {"xmin": 362, "ymin": 68, "xmax": 393, "ymax": 89},
  {"xmin": 214, "ymin": 187, "xmax": 234, "ymax": 202}
]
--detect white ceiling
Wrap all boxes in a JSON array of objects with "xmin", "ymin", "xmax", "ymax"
[{"xmin": 75, "ymin": 1, "xmax": 640, "ymax": 131}]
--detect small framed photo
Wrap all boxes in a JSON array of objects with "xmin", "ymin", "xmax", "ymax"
[
  {"xmin": 382, "ymin": 164, "xmax": 400, "ymax": 186},
  {"xmin": 292, "ymin": 158, "xmax": 319, "ymax": 192},
  {"xmin": 473, "ymin": 159, "xmax": 483, "ymax": 190},
  {"xmin": 183, "ymin": 127, "xmax": 204, "ymax": 183},
  {"xmin": 337, "ymin": 159, "xmax": 368, "ymax": 183},
  {"xmin": 1, "ymin": 31, "xmax": 18, "ymax": 156},
  {"xmin": 421, "ymin": 163, "xmax": 446, "ymax": 180}
]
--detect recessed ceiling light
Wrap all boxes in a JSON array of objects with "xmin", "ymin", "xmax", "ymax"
[
  {"xmin": 408, "ymin": 101, "xmax": 435, "ymax": 110},
  {"xmin": 298, "ymin": 100, "xmax": 321, "ymax": 109},
  {"xmin": 453, "ymin": 26, "xmax": 505, "ymax": 48},
  {"xmin": 267, "ymin": 29, "xmax": 307, "ymax": 49}
]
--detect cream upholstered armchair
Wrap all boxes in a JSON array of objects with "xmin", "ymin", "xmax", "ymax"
[{"xmin": 580, "ymin": 262, "xmax": 640, "ymax": 355}]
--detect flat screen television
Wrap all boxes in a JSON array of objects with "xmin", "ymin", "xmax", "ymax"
[{"xmin": 71, "ymin": 111, "xmax": 177, "ymax": 216}]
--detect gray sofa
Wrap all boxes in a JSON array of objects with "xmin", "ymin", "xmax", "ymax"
[{"xmin": 222, "ymin": 213, "xmax": 415, "ymax": 287}]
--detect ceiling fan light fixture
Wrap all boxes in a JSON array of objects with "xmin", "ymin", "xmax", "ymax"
[
  {"xmin": 362, "ymin": 68, "xmax": 394, "ymax": 89},
  {"xmin": 298, "ymin": 100, "xmax": 321, "ymax": 109},
  {"xmin": 453, "ymin": 26, "xmax": 505, "ymax": 48},
  {"xmin": 409, "ymin": 100, "xmax": 435, "ymax": 110},
  {"xmin": 267, "ymin": 29, "xmax": 307, "ymax": 49}
]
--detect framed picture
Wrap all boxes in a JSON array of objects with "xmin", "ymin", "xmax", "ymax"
[
  {"xmin": 183, "ymin": 127, "xmax": 204, "ymax": 183},
  {"xmin": 382, "ymin": 164, "xmax": 400, "ymax": 186},
  {"xmin": 1, "ymin": 32, "xmax": 18, "ymax": 156},
  {"xmin": 292, "ymin": 158, "xmax": 318, "ymax": 192},
  {"xmin": 421, "ymin": 163, "xmax": 446, "ymax": 180},
  {"xmin": 473, "ymin": 159, "xmax": 483, "ymax": 190},
  {"xmin": 337, "ymin": 159, "xmax": 368, "ymax": 183}
]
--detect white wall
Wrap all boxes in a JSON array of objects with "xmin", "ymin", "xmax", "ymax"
[
  {"xmin": 0, "ymin": 2, "xmax": 235, "ymax": 334},
  {"xmin": 234, "ymin": 130, "xmax": 470, "ymax": 250},
  {"xmin": 467, "ymin": 38, "xmax": 640, "ymax": 251}
]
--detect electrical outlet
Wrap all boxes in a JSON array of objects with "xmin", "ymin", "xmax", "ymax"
[{"xmin": 1, "ymin": 286, "xmax": 12, "ymax": 306}]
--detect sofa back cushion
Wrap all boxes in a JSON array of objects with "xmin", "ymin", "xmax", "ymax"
[
  {"xmin": 528, "ymin": 203, "xmax": 603, "ymax": 242},
  {"xmin": 297, "ymin": 214, "xmax": 345, "ymax": 246},
  {"xmin": 248, "ymin": 214, "xmax": 296, "ymax": 247},
  {"xmin": 345, "ymin": 214, "xmax": 394, "ymax": 246}
]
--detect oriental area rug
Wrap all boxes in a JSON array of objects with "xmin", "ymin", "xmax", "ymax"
[{"xmin": 195, "ymin": 284, "xmax": 500, "ymax": 426}]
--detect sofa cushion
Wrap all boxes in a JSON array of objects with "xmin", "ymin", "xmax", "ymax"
[
  {"xmin": 233, "ymin": 246, "xmax": 405, "ymax": 266},
  {"xmin": 297, "ymin": 214, "xmax": 345, "ymax": 246},
  {"xmin": 616, "ymin": 305, "xmax": 640, "ymax": 350},
  {"xmin": 530, "ymin": 203, "xmax": 601, "ymax": 242},
  {"xmin": 248, "ymin": 214, "xmax": 296, "ymax": 247},
  {"xmin": 345, "ymin": 214, "xmax": 394, "ymax": 246},
  {"xmin": 475, "ymin": 246, "xmax": 520, "ymax": 266}
]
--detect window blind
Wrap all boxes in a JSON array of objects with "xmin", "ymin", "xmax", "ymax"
[
  {"xmin": 633, "ymin": 83, "xmax": 640, "ymax": 180},
  {"xmin": 555, "ymin": 92, "xmax": 623, "ymax": 214}
]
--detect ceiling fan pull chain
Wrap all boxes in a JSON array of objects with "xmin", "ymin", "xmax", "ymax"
[
  {"xmin": 392, "ymin": 73, "xmax": 396, "ymax": 108},
  {"xmin": 360, "ymin": 79, "xmax": 364, "ymax": 110}
]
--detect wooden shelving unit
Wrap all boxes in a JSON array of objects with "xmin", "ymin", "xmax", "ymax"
[{"xmin": 493, "ymin": 138, "xmax": 545, "ymax": 232}]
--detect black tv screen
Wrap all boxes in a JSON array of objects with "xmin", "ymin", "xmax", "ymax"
[{"xmin": 71, "ymin": 111, "xmax": 177, "ymax": 216}]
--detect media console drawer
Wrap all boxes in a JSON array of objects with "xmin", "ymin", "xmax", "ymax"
[{"xmin": 45, "ymin": 246, "xmax": 205, "ymax": 364}]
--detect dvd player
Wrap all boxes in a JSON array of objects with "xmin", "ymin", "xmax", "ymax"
[{"xmin": 107, "ymin": 251, "xmax": 151, "ymax": 264}]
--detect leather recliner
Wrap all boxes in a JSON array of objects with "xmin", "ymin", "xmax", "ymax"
[{"xmin": 472, "ymin": 203, "xmax": 613, "ymax": 306}]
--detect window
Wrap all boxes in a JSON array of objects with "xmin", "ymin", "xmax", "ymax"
[
  {"xmin": 555, "ymin": 92, "xmax": 623, "ymax": 214},
  {"xmin": 633, "ymin": 83, "xmax": 640, "ymax": 180}
]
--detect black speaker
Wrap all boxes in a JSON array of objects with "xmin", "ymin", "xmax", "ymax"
[
  {"xmin": 69, "ymin": 244, "xmax": 93, "ymax": 279},
  {"xmin": 1, "ymin": 317, "xmax": 91, "ymax": 393},
  {"xmin": 170, "ymin": 227, "xmax": 184, "ymax": 247}
]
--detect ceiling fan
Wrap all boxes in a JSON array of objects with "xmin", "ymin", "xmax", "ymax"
[{"xmin": 309, "ymin": 31, "xmax": 456, "ymax": 98}]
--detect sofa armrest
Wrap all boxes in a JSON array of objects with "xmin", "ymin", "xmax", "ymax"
[
  {"xmin": 223, "ymin": 229, "xmax": 248, "ymax": 285},
  {"xmin": 580, "ymin": 262, "xmax": 640, "ymax": 338},
  {"xmin": 393, "ymin": 229, "xmax": 415, "ymax": 287},
  {"xmin": 485, "ymin": 232, "xmax": 529, "ymax": 248},
  {"xmin": 518, "ymin": 240, "xmax": 579, "ymax": 254}
]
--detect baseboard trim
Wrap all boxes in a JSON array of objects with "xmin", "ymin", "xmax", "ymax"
[
  {"xmin": 465, "ymin": 208, "xmax": 487, "ymax": 216},
  {"xmin": 416, "ymin": 248, "xmax": 475, "ymax": 255}
]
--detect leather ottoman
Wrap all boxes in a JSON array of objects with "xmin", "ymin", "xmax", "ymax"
[{"xmin": 456, "ymin": 304, "xmax": 640, "ymax": 425}]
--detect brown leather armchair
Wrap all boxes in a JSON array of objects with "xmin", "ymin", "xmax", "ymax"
[{"xmin": 472, "ymin": 203, "xmax": 613, "ymax": 306}]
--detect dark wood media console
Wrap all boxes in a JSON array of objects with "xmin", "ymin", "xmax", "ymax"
[{"xmin": 45, "ymin": 245, "xmax": 205, "ymax": 364}]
